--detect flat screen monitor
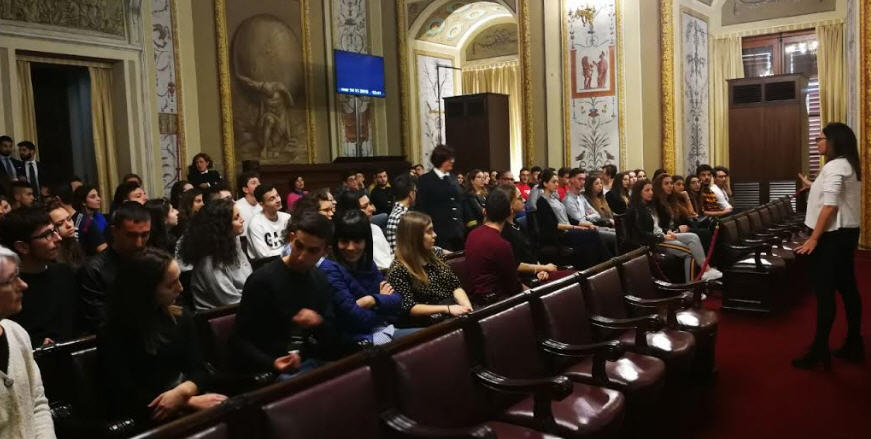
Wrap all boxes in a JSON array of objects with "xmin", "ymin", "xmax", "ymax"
[{"xmin": 334, "ymin": 50, "xmax": 385, "ymax": 98}]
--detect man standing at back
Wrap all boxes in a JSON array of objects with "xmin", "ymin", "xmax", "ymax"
[
  {"xmin": 0, "ymin": 135, "xmax": 23, "ymax": 182},
  {"xmin": 77, "ymin": 202, "xmax": 151, "ymax": 332},
  {"xmin": 17, "ymin": 141, "xmax": 44, "ymax": 201},
  {"xmin": 415, "ymin": 145, "xmax": 464, "ymax": 251}
]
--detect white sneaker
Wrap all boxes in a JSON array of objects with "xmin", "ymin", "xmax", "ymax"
[{"xmin": 701, "ymin": 267, "xmax": 723, "ymax": 281}]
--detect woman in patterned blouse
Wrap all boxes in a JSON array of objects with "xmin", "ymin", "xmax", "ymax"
[{"xmin": 387, "ymin": 211, "xmax": 472, "ymax": 327}]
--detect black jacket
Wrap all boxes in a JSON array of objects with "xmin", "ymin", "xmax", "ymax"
[
  {"xmin": 627, "ymin": 204, "xmax": 664, "ymax": 248},
  {"xmin": 369, "ymin": 185, "xmax": 395, "ymax": 215},
  {"xmin": 77, "ymin": 248, "xmax": 123, "ymax": 332},
  {"xmin": 606, "ymin": 190, "xmax": 629, "ymax": 215},
  {"xmin": 0, "ymin": 155, "xmax": 24, "ymax": 181},
  {"xmin": 535, "ymin": 196, "xmax": 561, "ymax": 247},
  {"xmin": 415, "ymin": 171, "xmax": 465, "ymax": 250},
  {"xmin": 188, "ymin": 169, "xmax": 223, "ymax": 189}
]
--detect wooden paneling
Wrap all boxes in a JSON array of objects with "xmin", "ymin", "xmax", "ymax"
[
  {"xmin": 444, "ymin": 93, "xmax": 510, "ymax": 175},
  {"xmin": 253, "ymin": 157, "xmax": 410, "ymax": 198}
]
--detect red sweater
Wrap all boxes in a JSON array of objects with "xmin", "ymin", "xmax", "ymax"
[{"xmin": 464, "ymin": 225, "xmax": 522, "ymax": 302}]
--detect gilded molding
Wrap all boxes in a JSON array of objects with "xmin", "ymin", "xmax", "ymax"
[
  {"xmin": 616, "ymin": 0, "xmax": 626, "ymax": 171},
  {"xmin": 302, "ymin": 0, "xmax": 315, "ymax": 164},
  {"xmin": 518, "ymin": 0, "xmax": 534, "ymax": 167},
  {"xmin": 862, "ymin": 0, "xmax": 871, "ymax": 247},
  {"xmin": 170, "ymin": 0, "xmax": 186, "ymax": 171},
  {"xmin": 660, "ymin": 0, "xmax": 676, "ymax": 174},
  {"xmin": 214, "ymin": 0, "xmax": 236, "ymax": 192},
  {"xmin": 397, "ymin": 0, "xmax": 411, "ymax": 159}
]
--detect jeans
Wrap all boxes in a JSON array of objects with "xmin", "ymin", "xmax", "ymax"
[{"xmin": 657, "ymin": 232, "xmax": 706, "ymax": 281}]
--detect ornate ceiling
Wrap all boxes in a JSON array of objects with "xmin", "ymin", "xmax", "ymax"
[
  {"xmin": 414, "ymin": 1, "xmax": 513, "ymax": 47},
  {"xmin": 721, "ymin": 0, "xmax": 836, "ymax": 26}
]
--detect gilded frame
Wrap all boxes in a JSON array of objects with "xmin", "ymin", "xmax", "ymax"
[
  {"xmin": 862, "ymin": 0, "xmax": 871, "ymax": 247},
  {"xmin": 169, "ymin": 0, "xmax": 186, "ymax": 172},
  {"xmin": 396, "ymin": 0, "xmax": 534, "ymax": 167},
  {"xmin": 560, "ymin": 0, "xmax": 626, "ymax": 169},
  {"xmin": 660, "ymin": 0, "xmax": 676, "ymax": 174},
  {"xmin": 214, "ymin": 0, "xmax": 315, "ymax": 193}
]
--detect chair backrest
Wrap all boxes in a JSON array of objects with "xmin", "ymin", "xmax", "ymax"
[
  {"xmin": 613, "ymin": 213, "xmax": 639, "ymax": 254},
  {"xmin": 538, "ymin": 283, "xmax": 595, "ymax": 345},
  {"xmin": 196, "ymin": 305, "xmax": 239, "ymax": 370},
  {"xmin": 735, "ymin": 214, "xmax": 752, "ymax": 238},
  {"xmin": 391, "ymin": 330, "xmax": 489, "ymax": 427},
  {"xmin": 184, "ymin": 423, "xmax": 229, "ymax": 439},
  {"xmin": 720, "ymin": 219, "xmax": 739, "ymax": 245},
  {"xmin": 747, "ymin": 210, "xmax": 765, "ymax": 233},
  {"xmin": 618, "ymin": 254, "xmax": 658, "ymax": 299},
  {"xmin": 583, "ymin": 267, "xmax": 628, "ymax": 319},
  {"xmin": 477, "ymin": 300, "xmax": 547, "ymax": 379},
  {"xmin": 445, "ymin": 254, "xmax": 471, "ymax": 293},
  {"xmin": 758, "ymin": 206, "xmax": 774, "ymax": 227},
  {"xmin": 71, "ymin": 346, "xmax": 103, "ymax": 418},
  {"xmin": 261, "ymin": 366, "xmax": 383, "ymax": 439}
]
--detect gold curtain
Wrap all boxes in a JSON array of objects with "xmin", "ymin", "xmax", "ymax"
[
  {"xmin": 461, "ymin": 60, "xmax": 521, "ymax": 172},
  {"xmin": 16, "ymin": 60, "xmax": 38, "ymax": 147},
  {"xmin": 816, "ymin": 23, "xmax": 847, "ymax": 126},
  {"xmin": 88, "ymin": 67, "xmax": 118, "ymax": 212},
  {"xmin": 710, "ymin": 37, "xmax": 745, "ymax": 167}
]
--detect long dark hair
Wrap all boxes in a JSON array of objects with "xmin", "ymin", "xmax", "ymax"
[
  {"xmin": 110, "ymin": 182, "xmax": 141, "ymax": 214},
  {"xmin": 107, "ymin": 247, "xmax": 181, "ymax": 353},
  {"xmin": 169, "ymin": 180, "xmax": 191, "ymax": 209},
  {"xmin": 177, "ymin": 188, "xmax": 203, "ymax": 226},
  {"xmin": 583, "ymin": 175, "xmax": 612, "ymax": 217},
  {"xmin": 629, "ymin": 180, "xmax": 652, "ymax": 209},
  {"xmin": 179, "ymin": 198, "xmax": 239, "ymax": 267},
  {"xmin": 332, "ymin": 209, "xmax": 374, "ymax": 272},
  {"xmin": 73, "ymin": 184, "xmax": 100, "ymax": 214},
  {"xmin": 145, "ymin": 198, "xmax": 176, "ymax": 253},
  {"xmin": 822, "ymin": 122, "xmax": 861, "ymax": 181},
  {"xmin": 652, "ymin": 173, "xmax": 689, "ymax": 221},
  {"xmin": 335, "ymin": 189, "xmax": 362, "ymax": 220}
]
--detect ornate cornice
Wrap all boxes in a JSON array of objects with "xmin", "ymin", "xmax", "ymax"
[
  {"xmin": 660, "ymin": 0, "xmax": 676, "ymax": 174},
  {"xmin": 518, "ymin": 0, "xmax": 534, "ymax": 166}
]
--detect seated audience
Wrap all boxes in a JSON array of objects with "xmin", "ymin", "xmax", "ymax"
[
  {"xmin": 628, "ymin": 170, "xmax": 638, "ymax": 186},
  {"xmin": 122, "ymin": 173, "xmax": 144, "ymax": 188},
  {"xmin": 529, "ymin": 166, "xmax": 542, "ymax": 186},
  {"xmin": 456, "ymin": 173, "xmax": 465, "ymax": 186},
  {"xmin": 563, "ymin": 168, "xmax": 588, "ymax": 222},
  {"xmin": 606, "ymin": 171, "xmax": 631, "ymax": 214},
  {"xmin": 498, "ymin": 184, "xmax": 558, "ymax": 285},
  {"xmin": 0, "ymin": 208, "xmax": 77, "ymax": 346},
  {"xmin": 320, "ymin": 210, "xmax": 408, "ymax": 347},
  {"xmin": 293, "ymin": 188, "xmax": 335, "ymax": 220},
  {"xmin": 169, "ymin": 180, "xmax": 193, "ymax": 210},
  {"xmin": 411, "ymin": 164, "xmax": 425, "ymax": 176},
  {"xmin": 671, "ymin": 175, "xmax": 698, "ymax": 218},
  {"xmin": 0, "ymin": 195, "xmax": 11, "ymax": 218},
  {"xmin": 685, "ymin": 175, "xmax": 704, "ymax": 217},
  {"xmin": 144, "ymin": 199, "xmax": 179, "ymax": 254},
  {"xmin": 536, "ymin": 168, "xmax": 608, "ymax": 268},
  {"xmin": 336, "ymin": 190, "xmax": 393, "ymax": 270},
  {"xmin": 231, "ymin": 213, "xmax": 342, "ymax": 377},
  {"xmin": 368, "ymin": 169, "xmax": 394, "ymax": 215},
  {"xmin": 46, "ymin": 200, "xmax": 85, "ymax": 269},
  {"xmin": 582, "ymin": 173, "xmax": 618, "ymax": 253},
  {"xmin": 627, "ymin": 180, "xmax": 721, "ymax": 282},
  {"xmin": 601, "ymin": 164, "xmax": 617, "ymax": 194},
  {"xmin": 78, "ymin": 202, "xmax": 151, "ymax": 332},
  {"xmin": 697, "ymin": 164, "xmax": 732, "ymax": 217},
  {"xmin": 635, "ymin": 169, "xmax": 647, "ymax": 180},
  {"xmin": 179, "ymin": 199, "xmax": 251, "ymax": 310},
  {"xmin": 72, "ymin": 184, "xmax": 108, "ymax": 255},
  {"xmin": 653, "ymin": 173, "xmax": 714, "ymax": 252},
  {"xmin": 387, "ymin": 211, "xmax": 472, "ymax": 327},
  {"xmin": 10, "ymin": 181, "xmax": 35, "ymax": 209},
  {"xmin": 204, "ymin": 183, "xmax": 233, "ymax": 204},
  {"xmin": 235, "ymin": 172, "xmax": 263, "ymax": 238},
  {"xmin": 175, "ymin": 188, "xmax": 204, "ymax": 237},
  {"xmin": 713, "ymin": 166, "xmax": 733, "ymax": 204},
  {"xmin": 556, "ymin": 167, "xmax": 571, "ymax": 200},
  {"xmin": 285, "ymin": 175, "xmax": 307, "ymax": 213},
  {"xmin": 98, "ymin": 248, "xmax": 227, "ymax": 425},
  {"xmin": 488, "ymin": 170, "xmax": 499, "ymax": 190},
  {"xmin": 516, "ymin": 167, "xmax": 532, "ymax": 200},
  {"xmin": 415, "ymin": 145, "xmax": 465, "ymax": 251},
  {"xmin": 356, "ymin": 172, "xmax": 369, "ymax": 197},
  {"xmin": 462, "ymin": 169, "xmax": 487, "ymax": 230},
  {"xmin": 0, "ymin": 245, "xmax": 56, "ymax": 439},
  {"xmin": 525, "ymin": 167, "xmax": 548, "ymax": 213},
  {"xmin": 187, "ymin": 153, "xmax": 223, "ymax": 190},
  {"xmin": 110, "ymin": 181, "xmax": 147, "ymax": 214},
  {"xmin": 464, "ymin": 187, "xmax": 522, "ymax": 306},
  {"xmin": 246, "ymin": 184, "xmax": 291, "ymax": 260},
  {"xmin": 69, "ymin": 176, "xmax": 84, "ymax": 192},
  {"xmin": 386, "ymin": 173, "xmax": 415, "ymax": 250},
  {"xmin": 652, "ymin": 168, "xmax": 668, "ymax": 180},
  {"xmin": 336, "ymin": 170, "xmax": 361, "ymax": 199}
]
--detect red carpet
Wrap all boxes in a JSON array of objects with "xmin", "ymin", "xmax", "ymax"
[{"xmin": 674, "ymin": 251, "xmax": 871, "ymax": 439}]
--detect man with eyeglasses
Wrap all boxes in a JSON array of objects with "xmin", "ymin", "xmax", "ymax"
[
  {"xmin": 77, "ymin": 202, "xmax": 151, "ymax": 332},
  {"xmin": 0, "ymin": 207, "xmax": 77, "ymax": 347}
]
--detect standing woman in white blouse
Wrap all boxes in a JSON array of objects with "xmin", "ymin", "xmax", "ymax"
[{"xmin": 794, "ymin": 123, "xmax": 864, "ymax": 370}]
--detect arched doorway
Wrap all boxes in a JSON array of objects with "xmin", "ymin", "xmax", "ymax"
[{"xmin": 402, "ymin": 0, "xmax": 525, "ymax": 174}]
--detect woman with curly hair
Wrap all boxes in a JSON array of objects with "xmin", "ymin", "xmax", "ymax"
[{"xmin": 178, "ymin": 198, "xmax": 251, "ymax": 310}]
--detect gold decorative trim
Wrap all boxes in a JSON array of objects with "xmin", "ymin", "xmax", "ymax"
[
  {"xmin": 561, "ymin": 0, "xmax": 626, "ymax": 169},
  {"xmin": 215, "ymin": 0, "xmax": 315, "ymax": 192},
  {"xmin": 660, "ymin": 0, "xmax": 676, "ymax": 174},
  {"xmin": 861, "ymin": 0, "xmax": 871, "ymax": 247},
  {"xmin": 397, "ymin": 0, "xmax": 411, "ymax": 160},
  {"xmin": 518, "ymin": 0, "xmax": 534, "ymax": 167},
  {"xmin": 170, "ymin": 0, "xmax": 186, "ymax": 174},
  {"xmin": 214, "ymin": 0, "xmax": 236, "ymax": 192}
]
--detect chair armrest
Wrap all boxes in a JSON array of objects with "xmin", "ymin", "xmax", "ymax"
[
  {"xmin": 540, "ymin": 339, "xmax": 624, "ymax": 384},
  {"xmin": 590, "ymin": 314, "xmax": 664, "ymax": 349},
  {"xmin": 558, "ymin": 265, "xmax": 575, "ymax": 271},
  {"xmin": 49, "ymin": 403, "xmax": 73, "ymax": 420},
  {"xmin": 653, "ymin": 279, "xmax": 707, "ymax": 307},
  {"xmin": 625, "ymin": 293, "xmax": 693, "ymax": 328},
  {"xmin": 726, "ymin": 243, "xmax": 768, "ymax": 268},
  {"xmin": 473, "ymin": 366, "xmax": 572, "ymax": 426},
  {"xmin": 382, "ymin": 410, "xmax": 495, "ymax": 439},
  {"xmin": 105, "ymin": 418, "xmax": 137, "ymax": 437}
]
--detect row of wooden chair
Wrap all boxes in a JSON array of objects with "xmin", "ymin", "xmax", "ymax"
[
  {"xmin": 715, "ymin": 196, "xmax": 809, "ymax": 313},
  {"xmin": 130, "ymin": 247, "xmax": 719, "ymax": 439}
]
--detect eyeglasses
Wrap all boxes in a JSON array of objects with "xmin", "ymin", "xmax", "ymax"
[
  {"xmin": 815, "ymin": 136, "xmax": 827, "ymax": 143},
  {"xmin": 30, "ymin": 227, "xmax": 60, "ymax": 241},
  {"xmin": 0, "ymin": 269, "xmax": 20, "ymax": 288}
]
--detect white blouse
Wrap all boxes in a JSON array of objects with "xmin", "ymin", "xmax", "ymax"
[{"xmin": 804, "ymin": 157, "xmax": 861, "ymax": 231}]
